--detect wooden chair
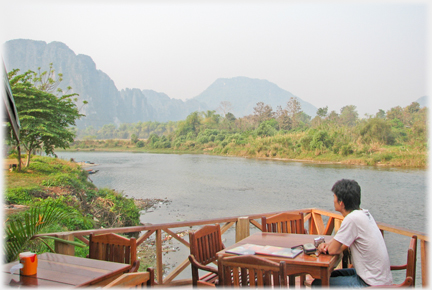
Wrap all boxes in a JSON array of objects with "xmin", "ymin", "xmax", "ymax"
[
  {"xmin": 188, "ymin": 224, "xmax": 225, "ymax": 286},
  {"xmin": 217, "ymin": 254, "xmax": 288, "ymax": 287},
  {"xmin": 262, "ymin": 212, "xmax": 305, "ymax": 286},
  {"xmin": 261, "ymin": 212, "xmax": 305, "ymax": 234},
  {"xmin": 89, "ymin": 233, "xmax": 140, "ymax": 272},
  {"xmin": 370, "ymin": 235, "xmax": 417, "ymax": 288},
  {"xmin": 102, "ymin": 268, "xmax": 155, "ymax": 288}
]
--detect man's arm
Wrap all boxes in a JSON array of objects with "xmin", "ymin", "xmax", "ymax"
[{"xmin": 317, "ymin": 239, "xmax": 348, "ymax": 255}]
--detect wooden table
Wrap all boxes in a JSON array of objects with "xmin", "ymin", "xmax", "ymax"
[
  {"xmin": 217, "ymin": 232, "xmax": 343, "ymax": 287},
  {"xmin": 3, "ymin": 253, "xmax": 131, "ymax": 287}
]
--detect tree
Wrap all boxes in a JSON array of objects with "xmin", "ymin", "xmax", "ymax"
[
  {"xmin": 218, "ymin": 101, "xmax": 233, "ymax": 117},
  {"xmin": 253, "ymin": 102, "xmax": 273, "ymax": 124},
  {"xmin": 375, "ymin": 109, "xmax": 386, "ymax": 119},
  {"xmin": 339, "ymin": 105, "xmax": 358, "ymax": 127},
  {"xmin": 275, "ymin": 105, "xmax": 292, "ymax": 130},
  {"xmin": 316, "ymin": 106, "xmax": 328, "ymax": 118},
  {"xmin": 313, "ymin": 106, "xmax": 328, "ymax": 127},
  {"xmin": 8, "ymin": 69, "xmax": 83, "ymax": 167},
  {"xmin": 287, "ymin": 97, "xmax": 302, "ymax": 128},
  {"xmin": 130, "ymin": 134, "xmax": 139, "ymax": 144}
]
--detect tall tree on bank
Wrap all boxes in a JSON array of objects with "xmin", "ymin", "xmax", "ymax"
[
  {"xmin": 287, "ymin": 97, "xmax": 302, "ymax": 128},
  {"xmin": 7, "ymin": 68, "xmax": 84, "ymax": 167}
]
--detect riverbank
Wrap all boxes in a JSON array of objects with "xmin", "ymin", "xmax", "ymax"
[
  {"xmin": 58, "ymin": 141, "xmax": 427, "ymax": 169},
  {"xmin": 4, "ymin": 154, "xmax": 183, "ymax": 272}
]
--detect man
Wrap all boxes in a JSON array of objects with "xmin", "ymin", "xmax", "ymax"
[{"xmin": 312, "ymin": 179, "xmax": 393, "ymax": 287}]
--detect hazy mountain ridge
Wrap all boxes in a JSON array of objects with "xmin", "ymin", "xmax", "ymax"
[
  {"xmin": 3, "ymin": 39, "xmax": 425, "ymax": 130},
  {"xmin": 194, "ymin": 76, "xmax": 317, "ymax": 118}
]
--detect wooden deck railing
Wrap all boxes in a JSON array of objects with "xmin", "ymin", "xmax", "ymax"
[{"xmin": 36, "ymin": 208, "xmax": 428, "ymax": 287}]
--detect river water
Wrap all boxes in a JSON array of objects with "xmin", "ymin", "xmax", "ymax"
[{"xmin": 56, "ymin": 151, "xmax": 428, "ymax": 284}]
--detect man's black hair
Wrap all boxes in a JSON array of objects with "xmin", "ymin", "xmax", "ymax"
[{"xmin": 331, "ymin": 179, "xmax": 361, "ymax": 211}]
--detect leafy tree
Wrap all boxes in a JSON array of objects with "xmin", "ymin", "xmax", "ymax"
[
  {"xmin": 326, "ymin": 110, "xmax": 339, "ymax": 124},
  {"xmin": 339, "ymin": 105, "xmax": 358, "ymax": 127},
  {"xmin": 316, "ymin": 106, "xmax": 328, "ymax": 118},
  {"xmin": 130, "ymin": 134, "xmax": 138, "ymax": 144},
  {"xmin": 359, "ymin": 118, "xmax": 395, "ymax": 145},
  {"xmin": 225, "ymin": 112, "xmax": 236, "ymax": 122},
  {"xmin": 287, "ymin": 97, "xmax": 302, "ymax": 128},
  {"xmin": 176, "ymin": 111, "xmax": 201, "ymax": 137},
  {"xmin": 375, "ymin": 109, "xmax": 386, "ymax": 119},
  {"xmin": 253, "ymin": 102, "xmax": 273, "ymax": 124},
  {"xmin": 275, "ymin": 105, "xmax": 291, "ymax": 130},
  {"xmin": 8, "ymin": 69, "xmax": 84, "ymax": 167}
]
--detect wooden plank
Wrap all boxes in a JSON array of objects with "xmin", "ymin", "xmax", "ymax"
[
  {"xmin": 221, "ymin": 221, "xmax": 235, "ymax": 234},
  {"xmin": 323, "ymin": 217, "xmax": 335, "ymax": 235},
  {"xmin": 163, "ymin": 257, "xmax": 190, "ymax": 284},
  {"xmin": 376, "ymin": 222, "xmax": 428, "ymax": 241},
  {"xmin": 75, "ymin": 235, "xmax": 89, "ymax": 245},
  {"xmin": 34, "ymin": 208, "xmax": 316, "ymax": 238},
  {"xmin": 250, "ymin": 219, "xmax": 262, "ymax": 230},
  {"xmin": 136, "ymin": 229, "xmax": 155, "ymax": 245},
  {"xmin": 162, "ymin": 228, "xmax": 190, "ymax": 248},
  {"xmin": 236, "ymin": 217, "xmax": 250, "ymax": 242},
  {"xmin": 334, "ymin": 219, "xmax": 341, "ymax": 233},
  {"xmin": 156, "ymin": 229, "xmax": 163, "ymax": 284},
  {"xmin": 421, "ymin": 240, "xmax": 428, "ymax": 287},
  {"xmin": 313, "ymin": 213, "xmax": 325, "ymax": 235},
  {"xmin": 54, "ymin": 234, "xmax": 75, "ymax": 256}
]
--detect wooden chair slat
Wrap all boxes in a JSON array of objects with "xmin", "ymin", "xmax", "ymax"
[
  {"xmin": 89, "ymin": 233, "xmax": 139, "ymax": 273},
  {"xmin": 188, "ymin": 224, "xmax": 224, "ymax": 286},
  {"xmin": 218, "ymin": 255, "xmax": 287, "ymax": 287}
]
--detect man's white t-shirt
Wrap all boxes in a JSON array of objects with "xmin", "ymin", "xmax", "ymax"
[{"xmin": 334, "ymin": 209, "xmax": 393, "ymax": 286}]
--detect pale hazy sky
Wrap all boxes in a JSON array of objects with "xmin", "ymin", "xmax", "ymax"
[{"xmin": 0, "ymin": 0, "xmax": 429, "ymax": 117}]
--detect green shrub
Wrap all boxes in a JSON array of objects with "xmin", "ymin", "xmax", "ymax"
[
  {"xmin": 340, "ymin": 144, "xmax": 354, "ymax": 156},
  {"xmin": 5, "ymin": 186, "xmax": 43, "ymax": 204}
]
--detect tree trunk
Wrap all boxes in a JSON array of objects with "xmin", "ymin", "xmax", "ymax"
[
  {"xmin": 16, "ymin": 144, "xmax": 22, "ymax": 171},
  {"xmin": 26, "ymin": 149, "xmax": 31, "ymax": 167}
]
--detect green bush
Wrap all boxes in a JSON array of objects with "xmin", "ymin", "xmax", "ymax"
[
  {"xmin": 340, "ymin": 144, "xmax": 354, "ymax": 156},
  {"xmin": 5, "ymin": 186, "xmax": 42, "ymax": 205}
]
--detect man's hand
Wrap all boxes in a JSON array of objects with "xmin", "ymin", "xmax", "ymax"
[
  {"xmin": 317, "ymin": 240, "xmax": 348, "ymax": 255},
  {"xmin": 317, "ymin": 242, "xmax": 329, "ymax": 254}
]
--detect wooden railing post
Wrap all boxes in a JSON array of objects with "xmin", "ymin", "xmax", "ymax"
[
  {"xmin": 421, "ymin": 239, "xmax": 428, "ymax": 287},
  {"xmin": 156, "ymin": 229, "xmax": 163, "ymax": 285},
  {"xmin": 54, "ymin": 234, "xmax": 75, "ymax": 256},
  {"xmin": 236, "ymin": 217, "xmax": 250, "ymax": 242}
]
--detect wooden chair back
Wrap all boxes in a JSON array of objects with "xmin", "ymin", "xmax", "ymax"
[
  {"xmin": 370, "ymin": 235, "xmax": 417, "ymax": 288},
  {"xmin": 261, "ymin": 212, "xmax": 305, "ymax": 234},
  {"xmin": 189, "ymin": 224, "xmax": 224, "ymax": 266},
  {"xmin": 217, "ymin": 254, "xmax": 288, "ymax": 287},
  {"xmin": 89, "ymin": 233, "xmax": 140, "ymax": 272},
  {"xmin": 390, "ymin": 235, "xmax": 417, "ymax": 287},
  {"xmin": 189, "ymin": 224, "xmax": 225, "ymax": 286},
  {"xmin": 102, "ymin": 268, "xmax": 155, "ymax": 288}
]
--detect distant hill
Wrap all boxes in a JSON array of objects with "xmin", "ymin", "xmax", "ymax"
[
  {"xmin": 416, "ymin": 96, "xmax": 427, "ymax": 108},
  {"xmin": 8, "ymin": 39, "xmax": 425, "ymax": 131},
  {"xmin": 3, "ymin": 39, "xmax": 207, "ymax": 129},
  {"xmin": 193, "ymin": 77, "xmax": 317, "ymax": 118}
]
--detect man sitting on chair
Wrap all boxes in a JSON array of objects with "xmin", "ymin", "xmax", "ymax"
[{"xmin": 312, "ymin": 179, "xmax": 393, "ymax": 287}]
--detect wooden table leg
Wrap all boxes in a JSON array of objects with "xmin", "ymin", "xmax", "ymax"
[{"xmin": 320, "ymin": 267, "xmax": 330, "ymax": 286}]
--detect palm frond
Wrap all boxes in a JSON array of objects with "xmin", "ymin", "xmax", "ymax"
[{"xmin": 4, "ymin": 202, "xmax": 71, "ymax": 263}]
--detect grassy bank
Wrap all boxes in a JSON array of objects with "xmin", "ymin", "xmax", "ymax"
[
  {"xmin": 4, "ymin": 155, "xmax": 157, "ymax": 270},
  {"xmin": 62, "ymin": 136, "xmax": 427, "ymax": 168}
]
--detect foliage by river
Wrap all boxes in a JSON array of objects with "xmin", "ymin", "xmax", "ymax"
[
  {"xmin": 4, "ymin": 156, "xmax": 145, "ymax": 260},
  {"xmin": 71, "ymin": 101, "xmax": 427, "ymax": 168}
]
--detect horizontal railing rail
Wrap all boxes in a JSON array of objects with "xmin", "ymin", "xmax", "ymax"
[{"xmin": 34, "ymin": 208, "xmax": 428, "ymax": 287}]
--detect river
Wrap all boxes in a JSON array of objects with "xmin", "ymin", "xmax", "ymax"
[{"xmin": 56, "ymin": 151, "xmax": 427, "ymax": 284}]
